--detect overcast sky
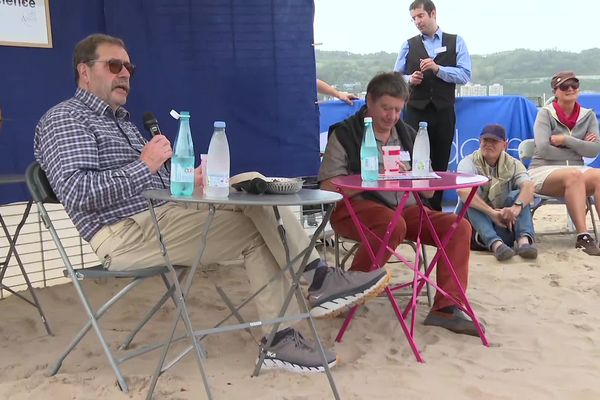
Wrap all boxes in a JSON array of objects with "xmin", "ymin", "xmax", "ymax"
[{"xmin": 314, "ymin": 0, "xmax": 597, "ymax": 56}]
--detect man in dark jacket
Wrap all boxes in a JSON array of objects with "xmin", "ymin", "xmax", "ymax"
[{"xmin": 319, "ymin": 72, "xmax": 482, "ymax": 336}]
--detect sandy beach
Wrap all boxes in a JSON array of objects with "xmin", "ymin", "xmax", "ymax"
[{"xmin": 1, "ymin": 204, "xmax": 600, "ymax": 400}]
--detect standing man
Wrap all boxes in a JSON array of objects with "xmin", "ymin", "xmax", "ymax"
[
  {"xmin": 394, "ymin": 0, "xmax": 472, "ymax": 210},
  {"xmin": 457, "ymin": 124, "xmax": 538, "ymax": 261}
]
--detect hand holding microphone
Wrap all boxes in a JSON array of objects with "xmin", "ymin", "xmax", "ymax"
[
  {"xmin": 140, "ymin": 135, "xmax": 172, "ymax": 173},
  {"xmin": 142, "ymin": 112, "xmax": 171, "ymax": 173}
]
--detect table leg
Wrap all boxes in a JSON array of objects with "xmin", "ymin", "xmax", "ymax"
[
  {"xmin": 253, "ymin": 204, "xmax": 340, "ymax": 400},
  {"xmin": 334, "ymin": 192, "xmax": 427, "ymax": 361},
  {"xmin": 408, "ymin": 190, "xmax": 489, "ymax": 346},
  {"xmin": 145, "ymin": 200, "xmax": 214, "ymax": 400}
]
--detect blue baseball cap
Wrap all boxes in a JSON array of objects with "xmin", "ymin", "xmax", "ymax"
[{"xmin": 480, "ymin": 124, "xmax": 507, "ymax": 141}]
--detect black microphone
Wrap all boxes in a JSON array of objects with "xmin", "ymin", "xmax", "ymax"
[
  {"xmin": 142, "ymin": 112, "xmax": 171, "ymax": 173},
  {"xmin": 142, "ymin": 112, "xmax": 162, "ymax": 137}
]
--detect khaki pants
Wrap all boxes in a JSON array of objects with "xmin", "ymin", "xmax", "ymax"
[{"xmin": 90, "ymin": 203, "xmax": 320, "ymax": 329}]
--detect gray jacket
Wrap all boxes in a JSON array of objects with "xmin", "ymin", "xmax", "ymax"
[{"xmin": 529, "ymin": 103, "xmax": 600, "ymax": 169}]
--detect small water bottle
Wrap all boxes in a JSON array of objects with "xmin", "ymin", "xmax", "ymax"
[
  {"xmin": 205, "ymin": 121, "xmax": 230, "ymax": 198},
  {"xmin": 170, "ymin": 111, "xmax": 194, "ymax": 196},
  {"xmin": 360, "ymin": 117, "xmax": 379, "ymax": 181},
  {"xmin": 412, "ymin": 121, "xmax": 431, "ymax": 177}
]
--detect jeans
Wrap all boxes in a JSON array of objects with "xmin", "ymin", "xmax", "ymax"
[{"xmin": 457, "ymin": 190, "xmax": 535, "ymax": 250}]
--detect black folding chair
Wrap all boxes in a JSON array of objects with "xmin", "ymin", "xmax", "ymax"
[{"xmin": 25, "ymin": 162, "xmax": 184, "ymax": 392}]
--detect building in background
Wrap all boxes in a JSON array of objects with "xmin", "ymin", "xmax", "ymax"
[
  {"xmin": 460, "ymin": 83, "xmax": 487, "ymax": 96},
  {"xmin": 488, "ymin": 83, "xmax": 504, "ymax": 96}
]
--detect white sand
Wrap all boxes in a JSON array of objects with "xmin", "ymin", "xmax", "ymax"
[{"xmin": 1, "ymin": 205, "xmax": 600, "ymax": 400}]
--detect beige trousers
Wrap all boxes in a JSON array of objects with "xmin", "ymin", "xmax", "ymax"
[{"xmin": 90, "ymin": 202, "xmax": 320, "ymax": 329}]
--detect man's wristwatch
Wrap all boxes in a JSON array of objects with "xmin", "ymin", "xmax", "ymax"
[{"xmin": 514, "ymin": 200, "xmax": 524, "ymax": 209}]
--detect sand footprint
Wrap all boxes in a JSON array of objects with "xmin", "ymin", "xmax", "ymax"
[
  {"xmin": 573, "ymin": 323, "xmax": 594, "ymax": 332},
  {"xmin": 543, "ymin": 273, "xmax": 560, "ymax": 287}
]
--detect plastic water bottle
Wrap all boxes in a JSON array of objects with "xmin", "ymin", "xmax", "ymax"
[
  {"xmin": 412, "ymin": 121, "xmax": 431, "ymax": 177},
  {"xmin": 360, "ymin": 117, "xmax": 379, "ymax": 181},
  {"xmin": 205, "ymin": 121, "xmax": 230, "ymax": 198},
  {"xmin": 170, "ymin": 111, "xmax": 194, "ymax": 196}
]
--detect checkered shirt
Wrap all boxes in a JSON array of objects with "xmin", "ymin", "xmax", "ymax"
[{"xmin": 34, "ymin": 88, "xmax": 168, "ymax": 242}]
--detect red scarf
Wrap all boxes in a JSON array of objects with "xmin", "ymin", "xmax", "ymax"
[{"xmin": 553, "ymin": 101, "xmax": 580, "ymax": 130}]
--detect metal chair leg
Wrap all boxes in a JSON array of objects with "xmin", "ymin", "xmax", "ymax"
[{"xmin": 587, "ymin": 197, "xmax": 599, "ymax": 241}]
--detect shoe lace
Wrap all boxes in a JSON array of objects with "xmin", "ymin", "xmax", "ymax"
[
  {"xmin": 330, "ymin": 266, "xmax": 353, "ymax": 283},
  {"xmin": 289, "ymin": 329, "xmax": 312, "ymax": 351}
]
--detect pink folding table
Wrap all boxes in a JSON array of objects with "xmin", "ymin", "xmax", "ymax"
[{"xmin": 331, "ymin": 172, "xmax": 489, "ymax": 362}]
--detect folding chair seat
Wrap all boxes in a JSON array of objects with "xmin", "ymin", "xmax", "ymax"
[
  {"xmin": 333, "ymin": 233, "xmax": 432, "ymax": 306},
  {"xmin": 25, "ymin": 162, "xmax": 183, "ymax": 393},
  {"xmin": 518, "ymin": 139, "xmax": 599, "ymax": 240}
]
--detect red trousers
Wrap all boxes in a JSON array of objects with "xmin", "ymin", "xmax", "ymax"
[{"xmin": 331, "ymin": 199, "xmax": 472, "ymax": 310}]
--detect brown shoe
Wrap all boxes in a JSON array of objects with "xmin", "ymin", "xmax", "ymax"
[{"xmin": 576, "ymin": 234, "xmax": 600, "ymax": 256}]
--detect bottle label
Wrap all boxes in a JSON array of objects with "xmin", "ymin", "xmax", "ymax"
[
  {"xmin": 362, "ymin": 157, "xmax": 378, "ymax": 171},
  {"xmin": 207, "ymin": 175, "xmax": 229, "ymax": 188},
  {"xmin": 171, "ymin": 163, "xmax": 194, "ymax": 182},
  {"xmin": 413, "ymin": 160, "xmax": 430, "ymax": 172}
]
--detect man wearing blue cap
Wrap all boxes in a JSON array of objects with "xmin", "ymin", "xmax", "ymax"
[{"xmin": 457, "ymin": 124, "xmax": 538, "ymax": 261}]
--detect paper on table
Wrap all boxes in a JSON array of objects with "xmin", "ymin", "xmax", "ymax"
[
  {"xmin": 378, "ymin": 171, "xmax": 441, "ymax": 180},
  {"xmin": 456, "ymin": 174, "xmax": 488, "ymax": 185}
]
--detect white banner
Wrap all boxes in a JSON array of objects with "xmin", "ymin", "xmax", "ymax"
[{"xmin": 0, "ymin": 0, "xmax": 52, "ymax": 48}]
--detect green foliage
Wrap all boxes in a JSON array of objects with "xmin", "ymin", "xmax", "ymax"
[{"xmin": 316, "ymin": 48, "xmax": 600, "ymax": 98}]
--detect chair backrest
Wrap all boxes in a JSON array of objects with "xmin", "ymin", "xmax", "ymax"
[
  {"xmin": 26, "ymin": 162, "xmax": 59, "ymax": 204},
  {"xmin": 518, "ymin": 138, "xmax": 535, "ymax": 163}
]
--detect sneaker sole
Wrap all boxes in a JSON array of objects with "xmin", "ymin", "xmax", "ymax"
[
  {"xmin": 260, "ymin": 356, "xmax": 337, "ymax": 373},
  {"xmin": 310, "ymin": 269, "xmax": 392, "ymax": 319}
]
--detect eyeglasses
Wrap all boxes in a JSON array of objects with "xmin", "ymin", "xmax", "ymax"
[
  {"xmin": 88, "ymin": 59, "xmax": 135, "ymax": 77},
  {"xmin": 558, "ymin": 81, "xmax": 579, "ymax": 91}
]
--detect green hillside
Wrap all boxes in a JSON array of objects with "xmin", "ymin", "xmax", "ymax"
[{"xmin": 316, "ymin": 48, "xmax": 600, "ymax": 99}]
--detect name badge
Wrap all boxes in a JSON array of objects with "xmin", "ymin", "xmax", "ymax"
[{"xmin": 434, "ymin": 46, "xmax": 447, "ymax": 54}]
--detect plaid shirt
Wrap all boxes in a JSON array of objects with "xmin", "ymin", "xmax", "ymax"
[{"xmin": 34, "ymin": 88, "xmax": 168, "ymax": 242}]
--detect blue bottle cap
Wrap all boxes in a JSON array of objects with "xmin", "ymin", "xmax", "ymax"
[
  {"xmin": 418, "ymin": 121, "xmax": 428, "ymax": 128},
  {"xmin": 214, "ymin": 121, "xmax": 226, "ymax": 128}
]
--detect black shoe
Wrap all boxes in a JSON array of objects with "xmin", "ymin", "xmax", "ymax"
[{"xmin": 576, "ymin": 234, "xmax": 600, "ymax": 256}]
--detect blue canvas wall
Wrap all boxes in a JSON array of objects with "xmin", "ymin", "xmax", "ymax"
[{"xmin": 0, "ymin": 0, "xmax": 319, "ymax": 203}]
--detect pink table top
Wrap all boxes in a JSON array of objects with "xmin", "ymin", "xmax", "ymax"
[{"xmin": 331, "ymin": 172, "xmax": 488, "ymax": 192}]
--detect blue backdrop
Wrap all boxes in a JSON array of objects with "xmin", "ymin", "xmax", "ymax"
[{"xmin": 0, "ymin": 0, "xmax": 320, "ymax": 203}]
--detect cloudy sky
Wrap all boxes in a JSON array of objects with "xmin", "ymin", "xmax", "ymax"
[{"xmin": 314, "ymin": 0, "xmax": 597, "ymax": 56}]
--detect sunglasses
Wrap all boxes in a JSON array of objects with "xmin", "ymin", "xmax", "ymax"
[
  {"xmin": 88, "ymin": 59, "xmax": 135, "ymax": 77},
  {"xmin": 557, "ymin": 81, "xmax": 579, "ymax": 91}
]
